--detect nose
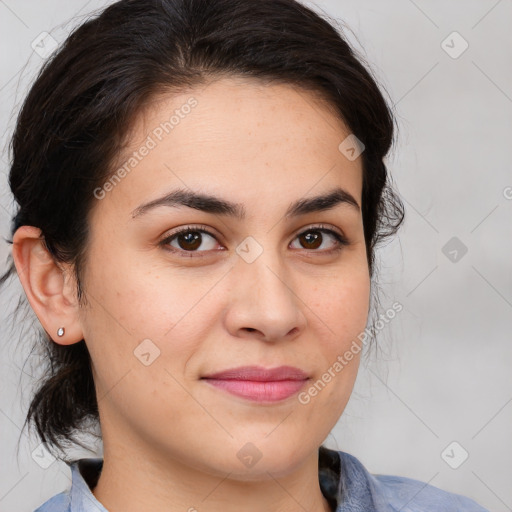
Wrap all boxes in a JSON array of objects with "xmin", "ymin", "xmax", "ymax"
[{"xmin": 224, "ymin": 254, "xmax": 307, "ymax": 343}]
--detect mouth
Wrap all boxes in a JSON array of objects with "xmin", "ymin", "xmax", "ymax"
[{"xmin": 201, "ymin": 365, "xmax": 310, "ymax": 403}]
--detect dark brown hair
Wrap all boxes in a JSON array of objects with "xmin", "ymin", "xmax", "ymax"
[{"xmin": 1, "ymin": 0, "xmax": 404, "ymax": 463}]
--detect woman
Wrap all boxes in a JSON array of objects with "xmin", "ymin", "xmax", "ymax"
[{"xmin": 2, "ymin": 0, "xmax": 488, "ymax": 510}]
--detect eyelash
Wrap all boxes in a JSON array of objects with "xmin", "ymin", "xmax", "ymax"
[{"xmin": 158, "ymin": 224, "xmax": 350, "ymax": 258}]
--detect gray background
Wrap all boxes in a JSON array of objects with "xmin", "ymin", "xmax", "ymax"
[{"xmin": 1, "ymin": 1, "xmax": 511, "ymax": 510}]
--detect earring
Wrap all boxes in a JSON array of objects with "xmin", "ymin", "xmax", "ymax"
[{"xmin": 57, "ymin": 327, "xmax": 65, "ymax": 337}]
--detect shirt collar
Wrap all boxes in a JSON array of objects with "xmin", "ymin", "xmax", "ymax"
[{"xmin": 69, "ymin": 458, "xmax": 107, "ymax": 512}]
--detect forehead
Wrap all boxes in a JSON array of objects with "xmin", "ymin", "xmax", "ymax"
[{"xmin": 94, "ymin": 76, "xmax": 363, "ymax": 221}]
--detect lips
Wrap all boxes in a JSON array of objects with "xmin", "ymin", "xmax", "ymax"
[
  {"xmin": 202, "ymin": 365, "xmax": 309, "ymax": 381},
  {"xmin": 201, "ymin": 365, "xmax": 310, "ymax": 402}
]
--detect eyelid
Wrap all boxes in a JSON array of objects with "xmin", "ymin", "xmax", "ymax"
[
  {"xmin": 162, "ymin": 224, "xmax": 219, "ymax": 240},
  {"xmin": 305, "ymin": 223, "xmax": 346, "ymax": 239}
]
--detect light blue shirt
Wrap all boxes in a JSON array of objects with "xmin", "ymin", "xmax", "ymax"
[{"xmin": 34, "ymin": 448, "xmax": 489, "ymax": 511}]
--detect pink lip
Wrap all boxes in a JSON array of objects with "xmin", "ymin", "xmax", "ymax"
[{"xmin": 202, "ymin": 365, "xmax": 310, "ymax": 402}]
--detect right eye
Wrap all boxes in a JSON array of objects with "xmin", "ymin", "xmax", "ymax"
[{"xmin": 159, "ymin": 225, "xmax": 224, "ymax": 256}]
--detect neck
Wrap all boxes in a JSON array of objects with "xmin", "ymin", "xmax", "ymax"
[{"xmin": 92, "ymin": 431, "xmax": 333, "ymax": 512}]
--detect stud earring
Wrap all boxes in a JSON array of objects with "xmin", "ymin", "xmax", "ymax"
[{"xmin": 57, "ymin": 327, "xmax": 65, "ymax": 337}]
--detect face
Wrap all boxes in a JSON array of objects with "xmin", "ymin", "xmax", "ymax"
[{"xmin": 78, "ymin": 76, "xmax": 370, "ymax": 479}]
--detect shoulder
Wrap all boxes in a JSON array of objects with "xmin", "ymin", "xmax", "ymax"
[
  {"xmin": 336, "ymin": 450, "xmax": 489, "ymax": 512},
  {"xmin": 371, "ymin": 473, "xmax": 489, "ymax": 511},
  {"xmin": 33, "ymin": 491, "xmax": 70, "ymax": 512},
  {"xmin": 33, "ymin": 457, "xmax": 105, "ymax": 512}
]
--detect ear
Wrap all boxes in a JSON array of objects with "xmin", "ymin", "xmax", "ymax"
[{"xmin": 12, "ymin": 225, "xmax": 84, "ymax": 345}]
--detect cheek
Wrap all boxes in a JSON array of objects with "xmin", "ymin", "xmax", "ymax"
[
  {"xmin": 306, "ymin": 267, "xmax": 369, "ymax": 399},
  {"xmin": 83, "ymin": 242, "xmax": 194, "ymax": 335},
  {"xmin": 80, "ymin": 250, "xmax": 217, "ymax": 384},
  {"xmin": 314, "ymin": 268, "xmax": 371, "ymax": 343}
]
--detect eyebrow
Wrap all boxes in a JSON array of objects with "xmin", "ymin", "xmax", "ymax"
[{"xmin": 131, "ymin": 186, "xmax": 360, "ymax": 220}]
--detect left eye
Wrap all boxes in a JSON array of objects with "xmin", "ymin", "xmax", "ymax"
[
  {"xmin": 160, "ymin": 225, "xmax": 348, "ymax": 256},
  {"xmin": 290, "ymin": 228, "xmax": 348, "ymax": 252}
]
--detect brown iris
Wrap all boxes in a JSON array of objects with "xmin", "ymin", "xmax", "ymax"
[
  {"xmin": 177, "ymin": 231, "xmax": 203, "ymax": 251},
  {"xmin": 299, "ymin": 230, "xmax": 323, "ymax": 250}
]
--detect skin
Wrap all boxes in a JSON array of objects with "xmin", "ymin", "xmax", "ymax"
[{"xmin": 13, "ymin": 76, "xmax": 370, "ymax": 512}]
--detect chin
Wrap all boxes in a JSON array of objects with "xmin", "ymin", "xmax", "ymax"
[{"xmin": 213, "ymin": 438, "xmax": 313, "ymax": 480}]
